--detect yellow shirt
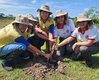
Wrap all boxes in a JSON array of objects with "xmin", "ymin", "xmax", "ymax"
[
  {"xmin": 22, "ymin": 29, "xmax": 34, "ymax": 40},
  {"xmin": 38, "ymin": 15, "xmax": 54, "ymax": 33},
  {"xmin": 0, "ymin": 24, "xmax": 21, "ymax": 47},
  {"xmin": 23, "ymin": 31, "xmax": 29, "ymax": 40}
]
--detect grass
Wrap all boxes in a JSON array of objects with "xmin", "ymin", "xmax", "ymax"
[
  {"xmin": 0, "ymin": 54, "xmax": 99, "ymax": 80},
  {"xmin": 0, "ymin": 17, "xmax": 14, "ymax": 29},
  {"xmin": 46, "ymin": 54, "xmax": 99, "ymax": 80},
  {"xmin": 96, "ymin": 24, "xmax": 99, "ymax": 28},
  {"xmin": 0, "ymin": 18, "xmax": 99, "ymax": 80},
  {"xmin": 0, "ymin": 68, "xmax": 33, "ymax": 80}
]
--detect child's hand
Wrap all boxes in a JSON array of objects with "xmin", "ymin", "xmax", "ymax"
[
  {"xmin": 49, "ymin": 39, "xmax": 56, "ymax": 43},
  {"xmin": 55, "ymin": 44, "xmax": 59, "ymax": 50},
  {"xmin": 44, "ymin": 54, "xmax": 51, "ymax": 60}
]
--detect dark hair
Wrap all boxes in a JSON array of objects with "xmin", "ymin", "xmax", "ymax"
[
  {"xmin": 87, "ymin": 20, "xmax": 93, "ymax": 26},
  {"xmin": 54, "ymin": 14, "xmax": 68, "ymax": 25},
  {"xmin": 12, "ymin": 23, "xmax": 20, "ymax": 31},
  {"xmin": 13, "ymin": 23, "xmax": 19, "ymax": 27},
  {"xmin": 39, "ymin": 11, "xmax": 50, "ymax": 21},
  {"xmin": 76, "ymin": 20, "xmax": 93, "ymax": 27}
]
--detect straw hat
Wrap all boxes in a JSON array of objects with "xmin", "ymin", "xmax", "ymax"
[
  {"xmin": 77, "ymin": 14, "xmax": 91, "ymax": 22},
  {"xmin": 55, "ymin": 10, "xmax": 68, "ymax": 18},
  {"xmin": 37, "ymin": 5, "xmax": 52, "ymax": 15},
  {"xmin": 12, "ymin": 15, "xmax": 32, "ymax": 26},
  {"xmin": 27, "ymin": 14, "xmax": 38, "ymax": 22}
]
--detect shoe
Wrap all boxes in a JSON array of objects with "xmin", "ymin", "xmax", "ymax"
[
  {"xmin": 1, "ymin": 60, "xmax": 13, "ymax": 71},
  {"xmin": 85, "ymin": 59, "xmax": 93, "ymax": 67},
  {"xmin": 48, "ymin": 59, "xmax": 58, "ymax": 68}
]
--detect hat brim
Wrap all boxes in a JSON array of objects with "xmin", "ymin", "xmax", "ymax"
[
  {"xmin": 54, "ymin": 13, "xmax": 68, "ymax": 19},
  {"xmin": 37, "ymin": 9, "xmax": 52, "ymax": 15},
  {"xmin": 29, "ymin": 19, "xmax": 38, "ymax": 22},
  {"xmin": 12, "ymin": 21, "xmax": 32, "ymax": 26},
  {"xmin": 76, "ymin": 18, "xmax": 91, "ymax": 23}
]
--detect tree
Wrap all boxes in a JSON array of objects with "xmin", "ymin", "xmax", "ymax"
[
  {"xmin": 84, "ymin": 7, "xmax": 97, "ymax": 18},
  {"xmin": 0, "ymin": 13, "xmax": 5, "ymax": 18}
]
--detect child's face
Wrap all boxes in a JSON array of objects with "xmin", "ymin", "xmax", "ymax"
[
  {"xmin": 29, "ymin": 20, "xmax": 37, "ymax": 29},
  {"xmin": 40, "ymin": 10, "xmax": 49, "ymax": 20},
  {"xmin": 18, "ymin": 24, "xmax": 28, "ymax": 33},
  {"xmin": 77, "ymin": 21, "xmax": 88, "ymax": 28},
  {"xmin": 29, "ymin": 20, "xmax": 35, "ymax": 26},
  {"xmin": 56, "ymin": 15, "xmax": 65, "ymax": 24}
]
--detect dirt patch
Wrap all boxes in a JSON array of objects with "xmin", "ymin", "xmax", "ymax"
[{"xmin": 23, "ymin": 56, "xmax": 66, "ymax": 80}]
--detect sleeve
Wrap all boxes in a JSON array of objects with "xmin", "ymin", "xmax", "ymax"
[
  {"xmin": 70, "ymin": 28, "xmax": 78, "ymax": 38},
  {"xmin": 15, "ymin": 36, "xmax": 30, "ymax": 47},
  {"xmin": 68, "ymin": 19, "xmax": 75, "ymax": 33},
  {"xmin": 88, "ymin": 28, "xmax": 97, "ymax": 40},
  {"xmin": 54, "ymin": 27, "xmax": 58, "ymax": 38},
  {"xmin": 48, "ymin": 24, "xmax": 55, "ymax": 35}
]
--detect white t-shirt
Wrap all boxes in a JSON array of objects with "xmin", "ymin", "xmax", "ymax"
[
  {"xmin": 54, "ymin": 19, "xmax": 75, "ymax": 38},
  {"xmin": 71, "ymin": 26, "xmax": 99, "ymax": 43}
]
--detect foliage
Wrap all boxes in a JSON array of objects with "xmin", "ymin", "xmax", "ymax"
[
  {"xmin": 83, "ymin": 7, "xmax": 99, "ymax": 18},
  {"xmin": 92, "ymin": 17, "xmax": 99, "ymax": 23}
]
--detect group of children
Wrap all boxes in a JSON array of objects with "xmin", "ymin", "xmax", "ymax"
[{"xmin": 0, "ymin": 4, "xmax": 99, "ymax": 71}]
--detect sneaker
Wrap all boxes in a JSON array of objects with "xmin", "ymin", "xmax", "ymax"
[
  {"xmin": 1, "ymin": 60, "xmax": 13, "ymax": 71},
  {"xmin": 85, "ymin": 59, "xmax": 93, "ymax": 67},
  {"xmin": 48, "ymin": 59, "xmax": 58, "ymax": 68}
]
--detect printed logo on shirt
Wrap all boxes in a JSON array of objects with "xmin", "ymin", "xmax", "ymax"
[
  {"xmin": 61, "ymin": 30, "xmax": 66, "ymax": 34},
  {"xmin": 85, "ymin": 35, "xmax": 89, "ymax": 39},
  {"xmin": 66, "ymin": 30, "xmax": 69, "ymax": 33}
]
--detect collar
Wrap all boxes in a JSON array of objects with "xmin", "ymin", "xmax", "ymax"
[
  {"xmin": 78, "ymin": 26, "xmax": 89, "ymax": 34},
  {"xmin": 56, "ymin": 22, "xmax": 66, "ymax": 29}
]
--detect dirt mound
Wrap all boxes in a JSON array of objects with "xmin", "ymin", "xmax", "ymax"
[{"xmin": 23, "ymin": 56, "xmax": 66, "ymax": 80}]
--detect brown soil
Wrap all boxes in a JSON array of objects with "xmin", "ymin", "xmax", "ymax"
[{"xmin": 23, "ymin": 56, "xmax": 66, "ymax": 80}]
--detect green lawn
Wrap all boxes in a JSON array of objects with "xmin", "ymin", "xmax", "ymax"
[
  {"xmin": 0, "ymin": 54, "xmax": 99, "ymax": 80},
  {"xmin": 0, "ymin": 17, "xmax": 14, "ymax": 28},
  {"xmin": 0, "ymin": 18, "xmax": 99, "ymax": 80}
]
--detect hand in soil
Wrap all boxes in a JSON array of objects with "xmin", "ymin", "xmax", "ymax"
[{"xmin": 44, "ymin": 54, "xmax": 51, "ymax": 60}]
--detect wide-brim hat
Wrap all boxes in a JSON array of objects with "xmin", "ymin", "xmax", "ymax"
[
  {"xmin": 27, "ymin": 14, "xmax": 38, "ymax": 22},
  {"xmin": 54, "ymin": 10, "xmax": 68, "ymax": 19},
  {"xmin": 37, "ymin": 5, "xmax": 52, "ymax": 15},
  {"xmin": 12, "ymin": 15, "xmax": 32, "ymax": 26},
  {"xmin": 77, "ymin": 14, "xmax": 91, "ymax": 23}
]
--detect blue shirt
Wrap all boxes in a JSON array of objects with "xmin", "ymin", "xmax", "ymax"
[{"xmin": 15, "ymin": 36, "xmax": 30, "ymax": 47}]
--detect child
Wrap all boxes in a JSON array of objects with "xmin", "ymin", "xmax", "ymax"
[
  {"xmin": 57, "ymin": 14, "xmax": 99, "ymax": 67},
  {"xmin": 0, "ymin": 15, "xmax": 50, "ymax": 71},
  {"xmin": 54, "ymin": 10, "xmax": 75, "ymax": 57}
]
